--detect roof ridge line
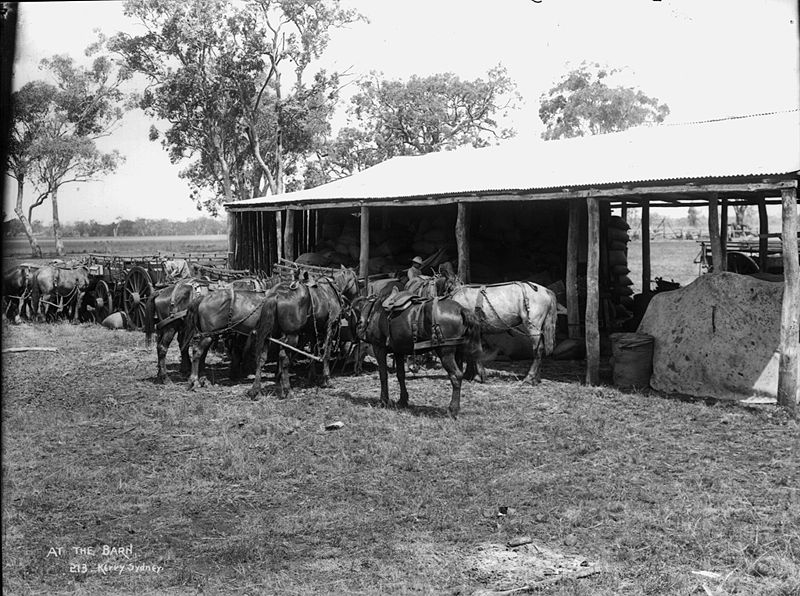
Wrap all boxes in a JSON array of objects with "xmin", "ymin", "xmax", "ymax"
[{"xmin": 664, "ymin": 108, "xmax": 799, "ymax": 128}]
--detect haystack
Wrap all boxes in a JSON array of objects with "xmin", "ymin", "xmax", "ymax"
[{"xmin": 637, "ymin": 272, "xmax": 798, "ymax": 401}]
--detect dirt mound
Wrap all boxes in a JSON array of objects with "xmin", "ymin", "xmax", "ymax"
[{"xmin": 638, "ymin": 272, "xmax": 797, "ymax": 401}]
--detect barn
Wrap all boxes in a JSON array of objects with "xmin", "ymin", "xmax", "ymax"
[{"xmin": 224, "ymin": 109, "xmax": 800, "ymax": 407}]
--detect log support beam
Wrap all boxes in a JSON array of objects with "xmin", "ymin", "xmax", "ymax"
[
  {"xmin": 708, "ymin": 194, "xmax": 724, "ymax": 272},
  {"xmin": 642, "ymin": 199, "xmax": 651, "ymax": 294},
  {"xmin": 585, "ymin": 197, "xmax": 600, "ymax": 385},
  {"xmin": 758, "ymin": 198, "xmax": 769, "ymax": 271},
  {"xmin": 566, "ymin": 200, "xmax": 581, "ymax": 339},
  {"xmin": 456, "ymin": 202, "xmax": 471, "ymax": 283},
  {"xmin": 359, "ymin": 206, "xmax": 370, "ymax": 295},
  {"xmin": 778, "ymin": 187, "xmax": 798, "ymax": 415}
]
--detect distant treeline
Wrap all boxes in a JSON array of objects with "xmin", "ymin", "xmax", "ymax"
[{"xmin": 3, "ymin": 217, "xmax": 227, "ymax": 238}]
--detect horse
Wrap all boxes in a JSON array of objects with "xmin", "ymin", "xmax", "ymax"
[
  {"xmin": 3, "ymin": 265, "xmax": 34, "ymax": 322},
  {"xmin": 30, "ymin": 265, "xmax": 91, "ymax": 322},
  {"xmin": 145, "ymin": 278, "xmax": 212, "ymax": 383},
  {"xmin": 180, "ymin": 287, "xmax": 270, "ymax": 390},
  {"xmin": 352, "ymin": 289, "xmax": 484, "ymax": 419},
  {"xmin": 404, "ymin": 274, "xmax": 449, "ymax": 298},
  {"xmin": 440, "ymin": 272, "xmax": 558, "ymax": 385},
  {"xmin": 246, "ymin": 266, "xmax": 360, "ymax": 399}
]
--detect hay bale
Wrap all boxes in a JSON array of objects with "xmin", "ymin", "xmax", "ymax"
[{"xmin": 638, "ymin": 272, "xmax": 798, "ymax": 400}]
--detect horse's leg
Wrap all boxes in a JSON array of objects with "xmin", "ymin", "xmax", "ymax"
[
  {"xmin": 320, "ymin": 318, "xmax": 337, "ymax": 387},
  {"xmin": 439, "ymin": 348, "xmax": 463, "ymax": 419},
  {"xmin": 187, "ymin": 337, "xmax": 213, "ymax": 390},
  {"xmin": 278, "ymin": 335, "xmax": 298, "ymax": 398},
  {"xmin": 246, "ymin": 334, "xmax": 271, "ymax": 400},
  {"xmin": 395, "ymin": 353, "xmax": 409, "ymax": 409},
  {"xmin": 374, "ymin": 344, "xmax": 391, "ymax": 407},
  {"xmin": 522, "ymin": 332, "xmax": 544, "ymax": 385},
  {"xmin": 177, "ymin": 328, "xmax": 191, "ymax": 375},
  {"xmin": 73, "ymin": 291, "xmax": 84, "ymax": 323},
  {"xmin": 156, "ymin": 326, "xmax": 177, "ymax": 384}
]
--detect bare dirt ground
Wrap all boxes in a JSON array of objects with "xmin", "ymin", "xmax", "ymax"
[{"xmin": 2, "ymin": 319, "xmax": 798, "ymax": 595}]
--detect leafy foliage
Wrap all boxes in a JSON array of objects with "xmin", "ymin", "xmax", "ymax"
[
  {"xmin": 539, "ymin": 62, "xmax": 669, "ymax": 140},
  {"xmin": 111, "ymin": 0, "xmax": 362, "ymax": 214},
  {"xmin": 7, "ymin": 41, "xmax": 129, "ymax": 256},
  {"xmin": 316, "ymin": 66, "xmax": 519, "ymax": 179}
]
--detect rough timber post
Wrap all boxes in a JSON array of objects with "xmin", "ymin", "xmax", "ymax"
[
  {"xmin": 456, "ymin": 202, "xmax": 471, "ymax": 283},
  {"xmin": 283, "ymin": 209, "xmax": 295, "ymax": 262},
  {"xmin": 758, "ymin": 197, "xmax": 769, "ymax": 271},
  {"xmin": 586, "ymin": 197, "xmax": 600, "ymax": 385},
  {"xmin": 778, "ymin": 187, "xmax": 799, "ymax": 415},
  {"xmin": 226, "ymin": 210, "xmax": 236, "ymax": 269},
  {"xmin": 708, "ymin": 194, "xmax": 723, "ymax": 272},
  {"xmin": 641, "ymin": 199, "xmax": 651, "ymax": 294},
  {"xmin": 359, "ymin": 205, "xmax": 370, "ymax": 296},
  {"xmin": 566, "ymin": 200, "xmax": 581, "ymax": 339},
  {"xmin": 720, "ymin": 198, "xmax": 728, "ymax": 270}
]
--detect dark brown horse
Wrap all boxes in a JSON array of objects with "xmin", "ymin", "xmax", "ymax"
[
  {"xmin": 145, "ymin": 279, "xmax": 212, "ymax": 383},
  {"xmin": 31, "ymin": 265, "xmax": 90, "ymax": 322},
  {"xmin": 246, "ymin": 266, "xmax": 360, "ymax": 398},
  {"xmin": 181, "ymin": 287, "xmax": 270, "ymax": 390},
  {"xmin": 3, "ymin": 265, "xmax": 34, "ymax": 322},
  {"xmin": 352, "ymin": 291, "xmax": 484, "ymax": 419}
]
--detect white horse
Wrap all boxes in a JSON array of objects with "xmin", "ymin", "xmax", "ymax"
[{"xmin": 443, "ymin": 275, "xmax": 558, "ymax": 384}]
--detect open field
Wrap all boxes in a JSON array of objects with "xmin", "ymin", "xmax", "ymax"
[
  {"xmin": 2, "ymin": 321, "xmax": 798, "ymax": 595},
  {"xmin": 3, "ymin": 235, "xmax": 229, "ymax": 264}
]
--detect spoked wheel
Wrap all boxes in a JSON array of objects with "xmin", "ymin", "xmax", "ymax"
[
  {"xmin": 123, "ymin": 266, "xmax": 154, "ymax": 330},
  {"xmin": 93, "ymin": 280, "xmax": 113, "ymax": 323}
]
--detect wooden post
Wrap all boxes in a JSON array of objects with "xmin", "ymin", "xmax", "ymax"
[
  {"xmin": 758, "ymin": 197, "xmax": 769, "ymax": 271},
  {"xmin": 275, "ymin": 210, "xmax": 283, "ymax": 261},
  {"xmin": 283, "ymin": 209, "xmax": 295, "ymax": 261},
  {"xmin": 359, "ymin": 205, "xmax": 370, "ymax": 295},
  {"xmin": 778, "ymin": 187, "xmax": 798, "ymax": 415},
  {"xmin": 642, "ymin": 199, "xmax": 651, "ymax": 294},
  {"xmin": 566, "ymin": 201, "xmax": 581, "ymax": 339},
  {"xmin": 708, "ymin": 194, "xmax": 723, "ymax": 272},
  {"xmin": 586, "ymin": 197, "xmax": 600, "ymax": 385},
  {"xmin": 620, "ymin": 199, "xmax": 627, "ymax": 222},
  {"xmin": 456, "ymin": 202, "xmax": 471, "ymax": 283},
  {"xmin": 226, "ymin": 210, "xmax": 236, "ymax": 269},
  {"xmin": 720, "ymin": 198, "xmax": 728, "ymax": 271}
]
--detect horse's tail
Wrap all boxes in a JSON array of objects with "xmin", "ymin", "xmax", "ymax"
[
  {"xmin": 460, "ymin": 307, "xmax": 485, "ymax": 363},
  {"xmin": 543, "ymin": 288, "xmax": 557, "ymax": 356},
  {"xmin": 180, "ymin": 296, "xmax": 203, "ymax": 353},
  {"xmin": 144, "ymin": 291, "xmax": 157, "ymax": 348}
]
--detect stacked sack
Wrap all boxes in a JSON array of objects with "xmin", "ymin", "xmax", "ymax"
[{"xmin": 607, "ymin": 215, "xmax": 634, "ymax": 325}]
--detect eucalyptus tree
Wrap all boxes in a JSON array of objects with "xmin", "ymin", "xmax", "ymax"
[
  {"xmin": 8, "ymin": 46, "xmax": 128, "ymax": 256},
  {"xmin": 315, "ymin": 66, "xmax": 519, "ymax": 179},
  {"xmin": 539, "ymin": 62, "xmax": 670, "ymax": 140},
  {"xmin": 111, "ymin": 0, "xmax": 361, "ymax": 215}
]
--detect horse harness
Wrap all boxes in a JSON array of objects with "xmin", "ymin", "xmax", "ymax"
[
  {"xmin": 376, "ymin": 292, "xmax": 464, "ymax": 352},
  {"xmin": 471, "ymin": 281, "xmax": 535, "ymax": 336},
  {"xmin": 38, "ymin": 267, "xmax": 84, "ymax": 312}
]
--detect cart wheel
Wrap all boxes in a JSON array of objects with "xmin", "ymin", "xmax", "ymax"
[
  {"xmin": 123, "ymin": 266, "xmax": 154, "ymax": 330},
  {"xmin": 93, "ymin": 280, "xmax": 113, "ymax": 323}
]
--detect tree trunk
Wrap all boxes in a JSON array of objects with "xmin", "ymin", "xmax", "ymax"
[
  {"xmin": 275, "ymin": 71, "xmax": 285, "ymax": 195},
  {"xmin": 52, "ymin": 186, "xmax": 64, "ymax": 257},
  {"xmin": 14, "ymin": 178, "xmax": 42, "ymax": 258}
]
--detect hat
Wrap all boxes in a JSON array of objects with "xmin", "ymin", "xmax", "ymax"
[{"xmin": 411, "ymin": 256, "xmax": 424, "ymax": 266}]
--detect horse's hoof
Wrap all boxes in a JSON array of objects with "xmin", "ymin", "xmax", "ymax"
[
  {"xmin": 448, "ymin": 410, "xmax": 459, "ymax": 420},
  {"xmin": 156, "ymin": 376, "xmax": 171, "ymax": 385},
  {"xmin": 245, "ymin": 388, "xmax": 260, "ymax": 400},
  {"xmin": 521, "ymin": 376, "xmax": 541, "ymax": 386}
]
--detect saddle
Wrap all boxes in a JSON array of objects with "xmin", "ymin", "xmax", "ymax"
[{"xmin": 381, "ymin": 289, "xmax": 424, "ymax": 313}]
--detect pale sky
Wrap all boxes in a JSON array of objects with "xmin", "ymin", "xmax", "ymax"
[{"xmin": 4, "ymin": 0, "xmax": 799, "ymax": 224}]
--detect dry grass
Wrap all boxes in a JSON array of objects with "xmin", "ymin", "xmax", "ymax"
[{"xmin": 2, "ymin": 320, "xmax": 799, "ymax": 596}]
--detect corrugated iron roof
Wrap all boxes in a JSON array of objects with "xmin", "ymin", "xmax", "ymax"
[{"xmin": 227, "ymin": 109, "xmax": 800, "ymax": 209}]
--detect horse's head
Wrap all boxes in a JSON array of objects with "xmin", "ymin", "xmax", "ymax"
[
  {"xmin": 334, "ymin": 265, "xmax": 360, "ymax": 301},
  {"xmin": 437, "ymin": 263, "xmax": 462, "ymax": 296}
]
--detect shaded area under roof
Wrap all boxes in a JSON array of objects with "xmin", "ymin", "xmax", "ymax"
[{"xmin": 227, "ymin": 110, "xmax": 800, "ymax": 211}]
